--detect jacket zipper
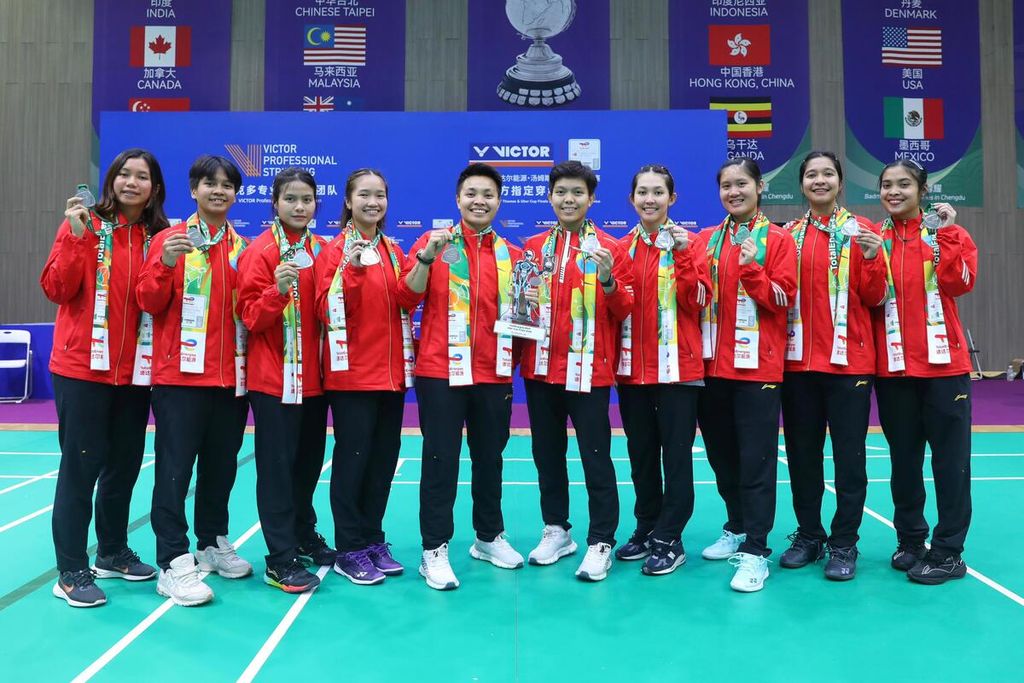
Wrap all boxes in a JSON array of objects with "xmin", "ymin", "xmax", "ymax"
[
  {"xmin": 803, "ymin": 229, "xmax": 818, "ymax": 372},
  {"xmin": 710, "ymin": 237, "xmax": 731, "ymax": 378},
  {"xmin": 381, "ymin": 250, "xmax": 397, "ymax": 390},
  {"xmin": 897, "ymin": 221, "xmax": 906, "ymax": 373},
  {"xmin": 636, "ymin": 245, "xmax": 648, "ymax": 384},
  {"xmin": 112, "ymin": 228, "xmax": 134, "ymax": 384},
  {"xmin": 219, "ymin": 242, "xmax": 227, "ymax": 388}
]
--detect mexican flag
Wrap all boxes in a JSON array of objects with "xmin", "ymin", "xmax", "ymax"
[{"xmin": 883, "ymin": 97, "xmax": 944, "ymax": 140}]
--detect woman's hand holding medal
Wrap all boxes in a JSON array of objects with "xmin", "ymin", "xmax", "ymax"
[
  {"xmin": 65, "ymin": 196, "xmax": 91, "ymax": 238},
  {"xmin": 275, "ymin": 262, "xmax": 299, "ymax": 295},
  {"xmin": 738, "ymin": 237, "xmax": 758, "ymax": 266}
]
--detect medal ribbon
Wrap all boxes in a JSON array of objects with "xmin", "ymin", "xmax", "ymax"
[{"xmin": 271, "ymin": 218, "xmax": 319, "ymax": 404}]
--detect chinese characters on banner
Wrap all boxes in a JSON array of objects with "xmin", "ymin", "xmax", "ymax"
[
  {"xmin": 670, "ymin": 0, "xmax": 810, "ymax": 204},
  {"xmin": 264, "ymin": 0, "xmax": 405, "ymax": 111},
  {"xmin": 91, "ymin": 0, "xmax": 232, "ymax": 134},
  {"xmin": 842, "ymin": 0, "xmax": 982, "ymax": 204}
]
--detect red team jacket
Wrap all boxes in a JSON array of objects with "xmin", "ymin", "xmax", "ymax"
[
  {"xmin": 615, "ymin": 232, "xmax": 711, "ymax": 385},
  {"xmin": 236, "ymin": 228, "xmax": 327, "ymax": 398},
  {"xmin": 695, "ymin": 222, "xmax": 798, "ymax": 383},
  {"xmin": 136, "ymin": 223, "xmax": 246, "ymax": 388},
  {"xmin": 871, "ymin": 216, "xmax": 977, "ymax": 378},
  {"xmin": 41, "ymin": 216, "xmax": 150, "ymax": 385},
  {"xmin": 517, "ymin": 227, "xmax": 634, "ymax": 388},
  {"xmin": 396, "ymin": 226, "xmax": 523, "ymax": 385},
  {"xmin": 314, "ymin": 234, "xmax": 408, "ymax": 393},
  {"xmin": 783, "ymin": 215, "xmax": 888, "ymax": 376}
]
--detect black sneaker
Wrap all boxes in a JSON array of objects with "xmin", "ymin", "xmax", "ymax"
[
  {"xmin": 824, "ymin": 544, "xmax": 859, "ymax": 581},
  {"xmin": 52, "ymin": 569, "xmax": 107, "ymax": 608},
  {"xmin": 641, "ymin": 539, "xmax": 687, "ymax": 576},
  {"xmin": 891, "ymin": 540, "xmax": 927, "ymax": 571},
  {"xmin": 779, "ymin": 532, "xmax": 825, "ymax": 568},
  {"xmin": 93, "ymin": 547, "xmax": 157, "ymax": 581},
  {"xmin": 264, "ymin": 559, "xmax": 321, "ymax": 594},
  {"xmin": 297, "ymin": 532, "xmax": 337, "ymax": 567},
  {"xmin": 907, "ymin": 550, "xmax": 967, "ymax": 585},
  {"xmin": 614, "ymin": 530, "xmax": 652, "ymax": 561}
]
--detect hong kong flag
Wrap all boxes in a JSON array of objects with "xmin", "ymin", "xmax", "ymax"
[
  {"xmin": 129, "ymin": 26, "xmax": 192, "ymax": 67},
  {"xmin": 708, "ymin": 24, "xmax": 771, "ymax": 66}
]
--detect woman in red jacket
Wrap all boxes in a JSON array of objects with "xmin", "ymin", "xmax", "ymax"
[
  {"xmin": 237, "ymin": 167, "xmax": 333, "ymax": 594},
  {"xmin": 778, "ymin": 152, "xmax": 886, "ymax": 581},
  {"xmin": 873, "ymin": 159, "xmax": 976, "ymax": 585},
  {"xmin": 397, "ymin": 163, "xmax": 526, "ymax": 591},
  {"xmin": 42, "ymin": 148, "xmax": 168, "ymax": 608},
  {"xmin": 137, "ymin": 155, "xmax": 253, "ymax": 606},
  {"xmin": 315, "ymin": 168, "xmax": 411, "ymax": 587},
  {"xmin": 519, "ymin": 160, "xmax": 634, "ymax": 583},
  {"xmin": 614, "ymin": 164, "xmax": 710, "ymax": 576},
  {"xmin": 696, "ymin": 158, "xmax": 797, "ymax": 593}
]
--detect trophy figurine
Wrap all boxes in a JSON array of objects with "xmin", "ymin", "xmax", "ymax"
[
  {"xmin": 494, "ymin": 249, "xmax": 548, "ymax": 341},
  {"xmin": 498, "ymin": 0, "xmax": 581, "ymax": 107}
]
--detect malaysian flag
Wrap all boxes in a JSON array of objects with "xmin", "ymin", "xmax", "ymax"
[
  {"xmin": 303, "ymin": 96, "xmax": 335, "ymax": 112},
  {"xmin": 881, "ymin": 27, "xmax": 942, "ymax": 66},
  {"xmin": 303, "ymin": 25, "xmax": 367, "ymax": 66}
]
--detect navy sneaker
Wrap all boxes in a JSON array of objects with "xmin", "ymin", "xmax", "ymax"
[
  {"xmin": 641, "ymin": 539, "xmax": 687, "ymax": 576},
  {"xmin": 334, "ymin": 550, "xmax": 386, "ymax": 586},
  {"xmin": 614, "ymin": 530, "xmax": 652, "ymax": 561},
  {"xmin": 891, "ymin": 540, "xmax": 927, "ymax": 571},
  {"xmin": 52, "ymin": 569, "xmax": 107, "ymax": 608},
  {"xmin": 264, "ymin": 559, "xmax": 320, "ymax": 594},
  {"xmin": 298, "ymin": 532, "xmax": 337, "ymax": 567},
  {"xmin": 824, "ymin": 544, "xmax": 858, "ymax": 581},
  {"xmin": 779, "ymin": 532, "xmax": 825, "ymax": 568},
  {"xmin": 93, "ymin": 547, "xmax": 157, "ymax": 581},
  {"xmin": 907, "ymin": 550, "xmax": 967, "ymax": 585},
  {"xmin": 367, "ymin": 542, "xmax": 404, "ymax": 576}
]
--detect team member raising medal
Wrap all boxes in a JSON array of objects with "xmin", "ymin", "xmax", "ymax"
[
  {"xmin": 316, "ymin": 168, "xmax": 412, "ymax": 586},
  {"xmin": 873, "ymin": 160, "xmax": 977, "ymax": 585},
  {"xmin": 778, "ymin": 151, "xmax": 887, "ymax": 581},
  {"xmin": 614, "ymin": 165, "xmax": 710, "ymax": 576},
  {"xmin": 42, "ymin": 149, "xmax": 169, "ymax": 607},
  {"xmin": 237, "ymin": 167, "xmax": 334, "ymax": 594},
  {"xmin": 696, "ymin": 158, "xmax": 796, "ymax": 593}
]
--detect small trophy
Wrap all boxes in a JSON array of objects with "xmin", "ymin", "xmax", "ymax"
[
  {"xmin": 493, "ymin": 249, "xmax": 548, "ymax": 341},
  {"xmin": 498, "ymin": 0, "xmax": 581, "ymax": 107}
]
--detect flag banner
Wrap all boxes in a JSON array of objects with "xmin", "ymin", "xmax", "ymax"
[
  {"xmin": 670, "ymin": 0, "xmax": 810, "ymax": 205},
  {"xmin": 1014, "ymin": 0, "xmax": 1024, "ymax": 205},
  {"xmin": 92, "ymin": 0, "xmax": 230, "ymax": 133},
  {"xmin": 843, "ymin": 0, "xmax": 981, "ymax": 205},
  {"xmin": 265, "ymin": 0, "xmax": 404, "ymax": 112},
  {"xmin": 467, "ymin": 0, "xmax": 610, "ymax": 110}
]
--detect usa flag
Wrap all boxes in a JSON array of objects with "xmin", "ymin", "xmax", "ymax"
[{"xmin": 881, "ymin": 27, "xmax": 942, "ymax": 67}]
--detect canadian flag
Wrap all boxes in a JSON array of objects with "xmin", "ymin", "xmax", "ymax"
[{"xmin": 129, "ymin": 26, "xmax": 191, "ymax": 67}]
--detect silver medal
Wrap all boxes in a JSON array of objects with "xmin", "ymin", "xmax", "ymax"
[
  {"xmin": 186, "ymin": 225, "xmax": 206, "ymax": 248},
  {"xmin": 841, "ymin": 219, "xmax": 860, "ymax": 238},
  {"xmin": 655, "ymin": 230, "xmax": 673, "ymax": 250},
  {"xmin": 359, "ymin": 247, "xmax": 381, "ymax": 266},
  {"xmin": 581, "ymin": 234, "xmax": 600, "ymax": 255},
  {"xmin": 542, "ymin": 256, "xmax": 555, "ymax": 273},
  {"xmin": 441, "ymin": 243, "xmax": 462, "ymax": 265},
  {"xmin": 922, "ymin": 211, "xmax": 943, "ymax": 232},
  {"xmin": 75, "ymin": 184, "xmax": 96, "ymax": 208},
  {"xmin": 731, "ymin": 226, "xmax": 751, "ymax": 245},
  {"xmin": 292, "ymin": 250, "xmax": 314, "ymax": 269}
]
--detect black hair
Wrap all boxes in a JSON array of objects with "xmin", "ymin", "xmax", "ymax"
[
  {"xmin": 270, "ymin": 167, "xmax": 318, "ymax": 218},
  {"xmin": 456, "ymin": 163, "xmax": 503, "ymax": 194},
  {"xmin": 716, "ymin": 157, "xmax": 762, "ymax": 186},
  {"xmin": 188, "ymin": 154, "xmax": 243, "ymax": 193},
  {"xmin": 95, "ymin": 147, "xmax": 170, "ymax": 236},
  {"xmin": 549, "ymin": 160, "xmax": 597, "ymax": 194},
  {"xmin": 878, "ymin": 159, "xmax": 928, "ymax": 190},
  {"xmin": 798, "ymin": 150, "xmax": 844, "ymax": 184},
  {"xmin": 631, "ymin": 164, "xmax": 675, "ymax": 196},
  {"xmin": 339, "ymin": 168, "xmax": 388, "ymax": 233}
]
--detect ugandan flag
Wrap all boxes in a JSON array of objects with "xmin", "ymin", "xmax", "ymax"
[{"xmin": 709, "ymin": 97, "xmax": 772, "ymax": 138}]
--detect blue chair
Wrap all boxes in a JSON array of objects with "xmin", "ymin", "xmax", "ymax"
[{"xmin": 0, "ymin": 329, "xmax": 32, "ymax": 403}]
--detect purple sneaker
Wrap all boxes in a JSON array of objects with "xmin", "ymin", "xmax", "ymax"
[
  {"xmin": 333, "ymin": 550, "xmax": 385, "ymax": 586},
  {"xmin": 366, "ymin": 542, "xmax": 404, "ymax": 576}
]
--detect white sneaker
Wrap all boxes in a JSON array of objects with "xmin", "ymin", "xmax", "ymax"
[
  {"xmin": 527, "ymin": 525, "xmax": 578, "ymax": 566},
  {"xmin": 419, "ymin": 543, "xmax": 460, "ymax": 591},
  {"xmin": 157, "ymin": 554, "xmax": 214, "ymax": 606},
  {"xmin": 469, "ymin": 533, "xmax": 525, "ymax": 569},
  {"xmin": 575, "ymin": 542, "xmax": 613, "ymax": 582},
  {"xmin": 702, "ymin": 530, "xmax": 746, "ymax": 560},
  {"xmin": 729, "ymin": 552, "xmax": 771, "ymax": 592},
  {"xmin": 196, "ymin": 535, "xmax": 253, "ymax": 579}
]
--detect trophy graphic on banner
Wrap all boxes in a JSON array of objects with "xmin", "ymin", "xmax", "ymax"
[
  {"xmin": 498, "ymin": 0, "xmax": 580, "ymax": 107},
  {"xmin": 494, "ymin": 249, "xmax": 548, "ymax": 341}
]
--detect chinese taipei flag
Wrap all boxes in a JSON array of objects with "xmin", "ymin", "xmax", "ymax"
[
  {"xmin": 883, "ymin": 97, "xmax": 944, "ymax": 140},
  {"xmin": 129, "ymin": 26, "xmax": 192, "ymax": 67}
]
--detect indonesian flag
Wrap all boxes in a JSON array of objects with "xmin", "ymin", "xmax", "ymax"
[
  {"xmin": 883, "ymin": 97, "xmax": 944, "ymax": 140},
  {"xmin": 129, "ymin": 26, "xmax": 192, "ymax": 67}
]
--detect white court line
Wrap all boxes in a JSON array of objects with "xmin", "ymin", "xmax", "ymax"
[
  {"xmin": 236, "ymin": 564, "xmax": 332, "ymax": 682},
  {"xmin": 316, "ymin": 477, "xmax": 1024, "ymax": 486},
  {"xmin": 0, "ymin": 451, "xmax": 155, "ymax": 457},
  {"xmin": 0, "ymin": 469, "xmax": 60, "ymax": 495},
  {"xmin": 0, "ymin": 474, "xmax": 58, "ymax": 480},
  {"xmin": 73, "ymin": 457, "xmax": 334, "ymax": 683},
  {"xmin": 777, "ymin": 454, "xmax": 1024, "ymax": 609}
]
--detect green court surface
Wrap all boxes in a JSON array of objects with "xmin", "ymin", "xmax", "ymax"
[{"xmin": 1, "ymin": 429, "xmax": 1023, "ymax": 682}]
